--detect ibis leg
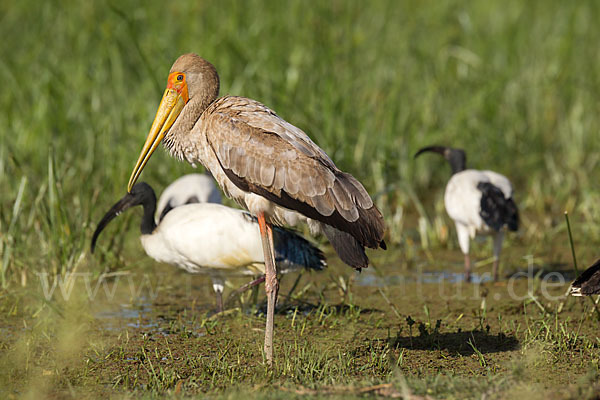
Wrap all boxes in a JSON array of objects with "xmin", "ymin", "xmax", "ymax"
[
  {"xmin": 215, "ymin": 291, "xmax": 224, "ymax": 313},
  {"xmin": 492, "ymin": 259, "xmax": 500, "ymax": 282},
  {"xmin": 492, "ymin": 232, "xmax": 504, "ymax": 282},
  {"xmin": 456, "ymin": 224, "xmax": 472, "ymax": 283},
  {"xmin": 211, "ymin": 277, "xmax": 225, "ymax": 313},
  {"xmin": 257, "ymin": 212, "xmax": 278, "ymax": 366},
  {"xmin": 464, "ymin": 254, "xmax": 472, "ymax": 283}
]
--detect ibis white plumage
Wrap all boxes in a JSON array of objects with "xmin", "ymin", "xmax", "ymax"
[
  {"xmin": 156, "ymin": 172, "xmax": 222, "ymax": 222},
  {"xmin": 91, "ymin": 182, "xmax": 326, "ymax": 311},
  {"xmin": 415, "ymin": 146, "xmax": 519, "ymax": 282}
]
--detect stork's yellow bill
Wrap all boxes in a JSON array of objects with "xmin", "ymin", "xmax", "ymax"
[{"xmin": 128, "ymin": 72, "xmax": 189, "ymax": 192}]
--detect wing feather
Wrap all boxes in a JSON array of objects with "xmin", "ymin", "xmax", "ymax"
[
  {"xmin": 313, "ymin": 193, "xmax": 335, "ymax": 216},
  {"xmin": 201, "ymin": 96, "xmax": 385, "ymax": 250},
  {"xmin": 272, "ymin": 167, "xmax": 285, "ymax": 191},
  {"xmin": 331, "ymin": 180, "xmax": 354, "ymax": 211},
  {"xmin": 285, "ymin": 164, "xmax": 302, "ymax": 195},
  {"xmin": 259, "ymin": 163, "xmax": 276, "ymax": 187}
]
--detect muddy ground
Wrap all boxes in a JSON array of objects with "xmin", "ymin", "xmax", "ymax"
[{"xmin": 1, "ymin": 248, "xmax": 599, "ymax": 399}]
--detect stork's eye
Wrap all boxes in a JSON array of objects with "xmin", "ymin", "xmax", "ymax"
[{"xmin": 177, "ymin": 74, "xmax": 184, "ymax": 81}]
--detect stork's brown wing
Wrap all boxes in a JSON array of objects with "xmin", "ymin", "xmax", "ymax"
[{"xmin": 203, "ymin": 96, "xmax": 385, "ymax": 249}]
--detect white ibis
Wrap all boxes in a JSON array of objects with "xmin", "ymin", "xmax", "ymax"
[
  {"xmin": 91, "ymin": 182, "xmax": 326, "ymax": 311},
  {"xmin": 156, "ymin": 172, "xmax": 222, "ymax": 222},
  {"xmin": 569, "ymin": 260, "xmax": 600, "ymax": 296},
  {"xmin": 126, "ymin": 53, "xmax": 386, "ymax": 364},
  {"xmin": 415, "ymin": 146, "xmax": 518, "ymax": 282}
]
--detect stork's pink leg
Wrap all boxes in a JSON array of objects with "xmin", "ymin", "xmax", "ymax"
[{"xmin": 257, "ymin": 212, "xmax": 278, "ymax": 366}]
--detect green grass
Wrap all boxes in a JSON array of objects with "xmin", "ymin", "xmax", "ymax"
[
  {"xmin": 1, "ymin": 0, "xmax": 600, "ymax": 398},
  {"xmin": 2, "ymin": 0, "xmax": 600, "ymax": 284}
]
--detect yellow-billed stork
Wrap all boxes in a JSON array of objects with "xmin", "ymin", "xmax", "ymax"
[{"xmin": 125, "ymin": 53, "xmax": 386, "ymax": 363}]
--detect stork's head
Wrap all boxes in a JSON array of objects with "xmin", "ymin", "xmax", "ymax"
[
  {"xmin": 127, "ymin": 54, "xmax": 220, "ymax": 192},
  {"xmin": 414, "ymin": 145, "xmax": 466, "ymax": 175}
]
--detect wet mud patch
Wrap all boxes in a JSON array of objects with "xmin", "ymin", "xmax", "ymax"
[{"xmin": 1, "ymin": 260, "xmax": 599, "ymax": 398}]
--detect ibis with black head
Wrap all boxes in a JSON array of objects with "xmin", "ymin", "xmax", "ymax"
[
  {"xmin": 415, "ymin": 146, "xmax": 519, "ymax": 282},
  {"xmin": 91, "ymin": 182, "xmax": 326, "ymax": 312}
]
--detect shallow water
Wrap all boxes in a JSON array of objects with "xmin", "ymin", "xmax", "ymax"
[
  {"xmin": 355, "ymin": 269, "xmax": 494, "ymax": 286},
  {"xmin": 95, "ymin": 301, "xmax": 156, "ymax": 330},
  {"xmin": 86, "ymin": 245, "xmax": 578, "ymax": 336}
]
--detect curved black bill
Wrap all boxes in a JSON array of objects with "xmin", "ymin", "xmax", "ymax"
[
  {"xmin": 90, "ymin": 193, "xmax": 139, "ymax": 253},
  {"xmin": 414, "ymin": 145, "xmax": 448, "ymax": 159}
]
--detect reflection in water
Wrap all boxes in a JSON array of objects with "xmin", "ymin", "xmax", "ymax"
[
  {"xmin": 95, "ymin": 303, "xmax": 152, "ymax": 320},
  {"xmin": 356, "ymin": 270, "xmax": 493, "ymax": 287},
  {"xmin": 356, "ymin": 268, "xmax": 571, "ymax": 287},
  {"xmin": 95, "ymin": 300, "xmax": 157, "ymax": 330}
]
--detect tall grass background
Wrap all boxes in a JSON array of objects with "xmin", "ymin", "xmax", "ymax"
[{"xmin": 1, "ymin": 0, "xmax": 600, "ymax": 288}]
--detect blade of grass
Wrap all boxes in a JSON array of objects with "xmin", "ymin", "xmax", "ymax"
[{"xmin": 564, "ymin": 211, "xmax": 579, "ymax": 276}]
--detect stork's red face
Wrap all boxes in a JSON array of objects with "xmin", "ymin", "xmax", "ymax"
[
  {"xmin": 127, "ymin": 72, "xmax": 190, "ymax": 192},
  {"xmin": 167, "ymin": 72, "xmax": 189, "ymax": 102}
]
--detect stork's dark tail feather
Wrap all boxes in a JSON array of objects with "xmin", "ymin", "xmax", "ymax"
[
  {"xmin": 272, "ymin": 226, "xmax": 327, "ymax": 273},
  {"xmin": 321, "ymin": 224, "xmax": 369, "ymax": 270}
]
